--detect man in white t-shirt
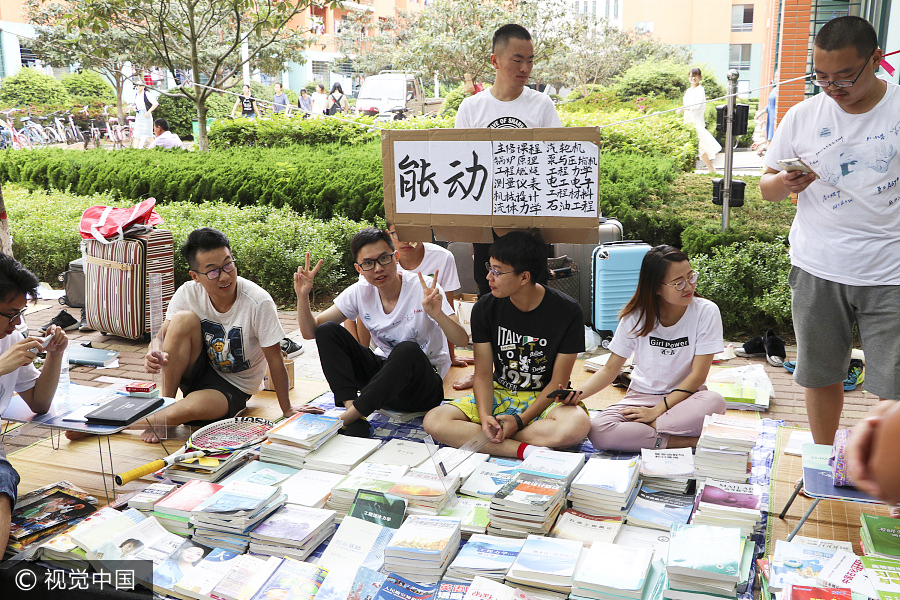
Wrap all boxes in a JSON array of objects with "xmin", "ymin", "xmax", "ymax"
[
  {"xmin": 139, "ymin": 228, "xmax": 300, "ymax": 443},
  {"xmin": 295, "ymin": 228, "xmax": 469, "ymax": 437},
  {"xmin": 760, "ymin": 16, "xmax": 900, "ymax": 446},
  {"xmin": 148, "ymin": 119, "xmax": 183, "ymax": 149},
  {"xmin": 453, "ymin": 23, "xmax": 562, "ymax": 391}
]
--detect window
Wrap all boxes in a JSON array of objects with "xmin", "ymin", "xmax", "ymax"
[
  {"xmin": 312, "ymin": 61, "xmax": 331, "ymax": 82},
  {"xmin": 729, "ymin": 44, "xmax": 752, "ymax": 70},
  {"xmin": 635, "ymin": 22, "xmax": 654, "ymax": 33},
  {"xmin": 614, "ymin": 0, "xmax": 619, "ymax": 18},
  {"xmin": 731, "ymin": 4, "xmax": 754, "ymax": 32},
  {"xmin": 605, "ymin": 0, "xmax": 610, "ymax": 18}
]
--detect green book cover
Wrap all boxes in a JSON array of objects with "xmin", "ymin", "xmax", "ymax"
[
  {"xmin": 348, "ymin": 489, "xmax": 407, "ymax": 529},
  {"xmin": 437, "ymin": 495, "xmax": 490, "ymax": 530},
  {"xmin": 861, "ymin": 514, "xmax": 900, "ymax": 558},
  {"xmin": 666, "ymin": 523, "xmax": 743, "ymax": 582},
  {"xmin": 860, "ymin": 556, "xmax": 900, "ymax": 600}
]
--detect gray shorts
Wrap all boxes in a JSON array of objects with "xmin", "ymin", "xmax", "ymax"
[{"xmin": 790, "ymin": 266, "xmax": 900, "ymax": 399}]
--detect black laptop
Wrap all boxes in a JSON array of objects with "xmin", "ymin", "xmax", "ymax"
[{"xmin": 84, "ymin": 396, "xmax": 165, "ymax": 426}]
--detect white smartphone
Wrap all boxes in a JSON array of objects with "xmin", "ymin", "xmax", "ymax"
[{"xmin": 777, "ymin": 157, "xmax": 813, "ymax": 174}]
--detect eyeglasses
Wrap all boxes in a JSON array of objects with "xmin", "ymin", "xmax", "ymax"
[
  {"xmin": 0, "ymin": 306, "xmax": 27, "ymax": 323},
  {"xmin": 194, "ymin": 260, "xmax": 236, "ymax": 280},
  {"xmin": 357, "ymin": 253, "xmax": 395, "ymax": 271},
  {"xmin": 485, "ymin": 262, "xmax": 515, "ymax": 278},
  {"xmin": 812, "ymin": 51, "xmax": 874, "ymax": 88},
  {"xmin": 662, "ymin": 271, "xmax": 698, "ymax": 291}
]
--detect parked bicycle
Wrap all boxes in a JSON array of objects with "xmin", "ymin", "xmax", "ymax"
[
  {"xmin": 81, "ymin": 105, "xmax": 102, "ymax": 149},
  {"xmin": 0, "ymin": 108, "xmax": 31, "ymax": 150},
  {"xmin": 64, "ymin": 110, "xmax": 85, "ymax": 145},
  {"xmin": 103, "ymin": 105, "xmax": 129, "ymax": 149}
]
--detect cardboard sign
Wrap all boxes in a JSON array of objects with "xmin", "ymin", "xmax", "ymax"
[{"xmin": 383, "ymin": 128, "xmax": 601, "ymax": 243}]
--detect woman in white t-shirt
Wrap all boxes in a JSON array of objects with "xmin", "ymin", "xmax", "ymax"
[
  {"xmin": 310, "ymin": 84, "xmax": 328, "ymax": 116},
  {"xmin": 563, "ymin": 245, "xmax": 726, "ymax": 451}
]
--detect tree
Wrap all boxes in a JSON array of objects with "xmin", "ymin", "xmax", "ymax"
[
  {"xmin": 26, "ymin": 0, "xmax": 155, "ymax": 123},
  {"xmin": 74, "ymin": 0, "xmax": 318, "ymax": 150},
  {"xmin": 335, "ymin": 10, "xmax": 407, "ymax": 78}
]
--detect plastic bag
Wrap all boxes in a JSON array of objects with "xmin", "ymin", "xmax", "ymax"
[
  {"xmin": 707, "ymin": 363, "xmax": 776, "ymax": 398},
  {"xmin": 584, "ymin": 326, "xmax": 604, "ymax": 353},
  {"xmin": 79, "ymin": 198, "xmax": 164, "ymax": 243}
]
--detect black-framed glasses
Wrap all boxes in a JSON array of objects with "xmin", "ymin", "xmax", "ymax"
[
  {"xmin": 485, "ymin": 262, "xmax": 515, "ymax": 278},
  {"xmin": 357, "ymin": 253, "xmax": 395, "ymax": 271},
  {"xmin": 662, "ymin": 271, "xmax": 698, "ymax": 291},
  {"xmin": 812, "ymin": 50, "xmax": 875, "ymax": 88},
  {"xmin": 0, "ymin": 306, "xmax": 27, "ymax": 323},
  {"xmin": 194, "ymin": 260, "xmax": 236, "ymax": 280}
]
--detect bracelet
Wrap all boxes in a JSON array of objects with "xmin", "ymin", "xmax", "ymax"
[
  {"xmin": 663, "ymin": 397, "xmax": 669, "ymax": 411},
  {"xmin": 513, "ymin": 414, "xmax": 525, "ymax": 431},
  {"xmin": 670, "ymin": 388, "xmax": 694, "ymax": 396}
]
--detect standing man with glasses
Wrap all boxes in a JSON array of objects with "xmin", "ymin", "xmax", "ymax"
[
  {"xmin": 295, "ymin": 227, "xmax": 469, "ymax": 437},
  {"xmin": 760, "ymin": 16, "xmax": 900, "ymax": 447},
  {"xmin": 121, "ymin": 228, "xmax": 300, "ymax": 443}
]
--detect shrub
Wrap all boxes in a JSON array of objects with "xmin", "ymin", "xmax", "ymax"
[
  {"xmin": 61, "ymin": 71, "xmax": 115, "ymax": 101},
  {"xmin": 3, "ymin": 184, "xmax": 371, "ymax": 304},
  {"xmin": 439, "ymin": 83, "xmax": 470, "ymax": 117},
  {"xmin": 691, "ymin": 240, "xmax": 793, "ymax": 335},
  {"xmin": 209, "ymin": 114, "xmax": 379, "ymax": 149},
  {"xmin": 0, "ymin": 68, "xmax": 71, "ymax": 107},
  {"xmin": 616, "ymin": 60, "xmax": 690, "ymax": 101}
]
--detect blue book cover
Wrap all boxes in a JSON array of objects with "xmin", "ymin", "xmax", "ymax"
[
  {"xmin": 626, "ymin": 486, "xmax": 693, "ymax": 530},
  {"xmin": 509, "ymin": 535, "xmax": 582, "ymax": 579},
  {"xmin": 249, "ymin": 556, "xmax": 328, "ymax": 600},
  {"xmin": 269, "ymin": 413, "xmax": 341, "ymax": 443},
  {"xmin": 450, "ymin": 534, "xmax": 525, "ymax": 571},
  {"xmin": 348, "ymin": 567, "xmax": 387, "ymax": 600},
  {"xmin": 374, "ymin": 574, "xmax": 438, "ymax": 600}
]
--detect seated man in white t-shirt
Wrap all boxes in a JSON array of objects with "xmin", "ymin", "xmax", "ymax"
[
  {"xmin": 148, "ymin": 118, "xmax": 183, "ymax": 149},
  {"xmin": 346, "ymin": 222, "xmax": 474, "ymax": 368},
  {"xmin": 295, "ymin": 228, "xmax": 469, "ymax": 437}
]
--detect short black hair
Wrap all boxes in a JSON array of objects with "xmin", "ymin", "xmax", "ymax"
[
  {"xmin": 300, "ymin": 88, "xmax": 308, "ymax": 95},
  {"xmin": 492, "ymin": 24, "xmax": 532, "ymax": 54},
  {"xmin": 350, "ymin": 227, "xmax": 393, "ymax": 261},
  {"xmin": 0, "ymin": 253, "xmax": 40, "ymax": 304},
  {"xmin": 815, "ymin": 16, "xmax": 878, "ymax": 58},
  {"xmin": 489, "ymin": 230, "xmax": 548, "ymax": 285},
  {"xmin": 154, "ymin": 118, "xmax": 170, "ymax": 131},
  {"xmin": 181, "ymin": 228, "xmax": 231, "ymax": 270}
]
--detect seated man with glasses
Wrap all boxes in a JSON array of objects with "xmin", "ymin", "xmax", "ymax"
[
  {"xmin": 131, "ymin": 228, "xmax": 298, "ymax": 443},
  {"xmin": 423, "ymin": 230, "xmax": 590, "ymax": 458},
  {"xmin": 295, "ymin": 227, "xmax": 469, "ymax": 437},
  {"xmin": 760, "ymin": 15, "xmax": 900, "ymax": 447},
  {"xmin": 0, "ymin": 253, "xmax": 70, "ymax": 554}
]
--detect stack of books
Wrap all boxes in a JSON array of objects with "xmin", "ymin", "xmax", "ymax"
[
  {"xmin": 460, "ymin": 462, "xmax": 520, "ymax": 500},
  {"xmin": 640, "ymin": 448, "xmax": 694, "ymax": 493},
  {"xmin": 664, "ymin": 524, "xmax": 744, "ymax": 600},
  {"xmin": 549, "ymin": 509, "xmax": 623, "ymax": 546},
  {"xmin": 348, "ymin": 488, "xmax": 408, "ymax": 529},
  {"xmin": 257, "ymin": 412, "xmax": 341, "ymax": 468},
  {"xmin": 37, "ymin": 506, "xmax": 144, "ymax": 568},
  {"xmin": 437, "ymin": 495, "xmax": 491, "ymax": 536},
  {"xmin": 568, "ymin": 455, "xmax": 642, "ymax": 517},
  {"xmin": 127, "ymin": 482, "xmax": 177, "ymax": 515},
  {"xmin": 219, "ymin": 460, "xmax": 298, "ymax": 487},
  {"xmin": 517, "ymin": 448, "xmax": 586, "ymax": 486},
  {"xmin": 248, "ymin": 504, "xmax": 336, "ymax": 560},
  {"xmin": 505, "ymin": 534, "xmax": 584, "ymax": 599},
  {"xmin": 280, "ymin": 468, "xmax": 345, "ymax": 508},
  {"xmin": 303, "ymin": 435, "xmax": 382, "ymax": 474},
  {"xmin": 189, "ymin": 481, "xmax": 286, "ymax": 552},
  {"xmin": 171, "ymin": 547, "xmax": 242, "ymax": 600},
  {"xmin": 383, "ymin": 515, "xmax": 463, "ymax": 584},
  {"xmin": 860, "ymin": 513, "xmax": 900, "ymax": 559},
  {"xmin": 389, "ymin": 469, "xmax": 460, "ymax": 515},
  {"xmin": 152, "ymin": 479, "xmax": 222, "ymax": 536},
  {"xmin": 367, "ymin": 439, "xmax": 432, "ymax": 467},
  {"xmin": 241, "ymin": 556, "xmax": 328, "ymax": 600},
  {"xmin": 571, "ymin": 541, "xmax": 658, "ymax": 600},
  {"xmin": 446, "ymin": 534, "xmax": 525, "ymax": 582},
  {"xmin": 690, "ymin": 478, "xmax": 763, "ymax": 536},
  {"xmin": 164, "ymin": 447, "xmax": 255, "ymax": 483},
  {"xmin": 487, "ymin": 473, "xmax": 566, "ymax": 538},
  {"xmin": 694, "ymin": 415, "xmax": 761, "ymax": 484},
  {"xmin": 626, "ymin": 486, "xmax": 694, "ymax": 531},
  {"xmin": 704, "ymin": 381, "xmax": 770, "ymax": 412},
  {"xmin": 326, "ymin": 462, "xmax": 409, "ymax": 520}
]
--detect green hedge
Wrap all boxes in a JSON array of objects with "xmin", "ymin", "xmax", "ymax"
[
  {"xmin": 0, "ymin": 145, "xmax": 385, "ymax": 222},
  {"xmin": 209, "ymin": 115, "xmax": 379, "ymax": 149},
  {"xmin": 0, "ymin": 68, "xmax": 71, "ymax": 107},
  {"xmin": 3, "ymin": 184, "xmax": 371, "ymax": 304}
]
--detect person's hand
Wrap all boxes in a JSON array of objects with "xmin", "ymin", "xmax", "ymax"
[
  {"xmin": 481, "ymin": 414, "xmax": 506, "ymax": 444},
  {"xmin": 781, "ymin": 169, "xmax": 817, "ymax": 194},
  {"xmin": 42, "ymin": 325, "xmax": 69, "ymax": 354},
  {"xmin": 847, "ymin": 401, "xmax": 896, "ymax": 500},
  {"xmin": 145, "ymin": 349, "xmax": 168, "ymax": 374},
  {"xmin": 450, "ymin": 355, "xmax": 476, "ymax": 367},
  {"xmin": 619, "ymin": 404, "xmax": 663, "ymax": 424},
  {"xmin": 418, "ymin": 270, "xmax": 443, "ymax": 319},
  {"xmin": 0, "ymin": 337, "xmax": 46, "ymax": 376},
  {"xmin": 294, "ymin": 252, "xmax": 323, "ymax": 298},
  {"xmin": 556, "ymin": 385, "xmax": 584, "ymax": 407}
]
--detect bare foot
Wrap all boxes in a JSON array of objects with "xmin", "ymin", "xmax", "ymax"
[
  {"xmin": 452, "ymin": 372, "xmax": 475, "ymax": 390},
  {"xmin": 65, "ymin": 430, "xmax": 91, "ymax": 441},
  {"xmin": 141, "ymin": 428, "xmax": 162, "ymax": 443}
]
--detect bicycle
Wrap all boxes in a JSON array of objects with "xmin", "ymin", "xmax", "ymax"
[
  {"xmin": 102, "ymin": 105, "xmax": 128, "ymax": 149},
  {"xmin": 20, "ymin": 107, "xmax": 56, "ymax": 146},
  {"xmin": 0, "ymin": 109, "xmax": 32, "ymax": 149},
  {"xmin": 64, "ymin": 110, "xmax": 85, "ymax": 145},
  {"xmin": 81, "ymin": 105, "xmax": 102, "ymax": 149}
]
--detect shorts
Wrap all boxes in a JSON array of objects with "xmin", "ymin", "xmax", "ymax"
[
  {"xmin": 0, "ymin": 460, "xmax": 21, "ymax": 507},
  {"xmin": 181, "ymin": 348, "xmax": 252, "ymax": 421},
  {"xmin": 790, "ymin": 266, "xmax": 900, "ymax": 399},
  {"xmin": 448, "ymin": 382, "xmax": 588, "ymax": 424}
]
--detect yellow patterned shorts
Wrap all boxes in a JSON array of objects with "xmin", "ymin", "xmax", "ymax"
[{"xmin": 447, "ymin": 382, "xmax": 588, "ymax": 424}]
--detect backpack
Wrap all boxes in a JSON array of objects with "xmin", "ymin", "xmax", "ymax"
[{"xmin": 326, "ymin": 93, "xmax": 345, "ymax": 115}]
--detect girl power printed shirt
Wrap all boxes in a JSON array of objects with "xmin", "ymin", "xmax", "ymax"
[{"xmin": 471, "ymin": 287, "xmax": 583, "ymax": 393}]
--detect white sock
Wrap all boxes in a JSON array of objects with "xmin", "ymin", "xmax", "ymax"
[{"xmin": 522, "ymin": 444, "xmax": 549, "ymax": 460}]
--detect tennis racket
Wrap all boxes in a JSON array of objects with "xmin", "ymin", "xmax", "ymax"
[{"xmin": 115, "ymin": 416, "xmax": 274, "ymax": 485}]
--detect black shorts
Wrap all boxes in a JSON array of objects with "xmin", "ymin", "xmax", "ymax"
[{"xmin": 181, "ymin": 348, "xmax": 252, "ymax": 423}]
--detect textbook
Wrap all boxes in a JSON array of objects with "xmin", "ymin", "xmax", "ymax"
[
  {"xmin": 789, "ymin": 585, "xmax": 853, "ymax": 600},
  {"xmin": 460, "ymin": 462, "xmax": 519, "ymax": 500},
  {"xmin": 860, "ymin": 513, "xmax": 900, "ymax": 559},
  {"xmin": 349, "ymin": 567, "xmax": 388, "ymax": 600},
  {"xmin": 304, "ymin": 435, "xmax": 381, "ymax": 474},
  {"xmin": 128, "ymin": 482, "xmax": 177, "ymax": 511},
  {"xmin": 327, "ymin": 462, "xmax": 410, "ymax": 517},
  {"xmin": 219, "ymin": 460, "xmax": 298, "ymax": 487},
  {"xmin": 389, "ymin": 469, "xmax": 460, "ymax": 515},
  {"xmin": 72, "ymin": 507, "xmax": 145, "ymax": 558},
  {"xmin": 367, "ymin": 439, "xmax": 432, "ymax": 467},
  {"xmin": 437, "ymin": 495, "xmax": 491, "ymax": 536},
  {"xmin": 267, "ymin": 412, "xmax": 341, "ymax": 450},
  {"xmin": 172, "ymin": 547, "xmax": 241, "ymax": 600},
  {"xmin": 640, "ymin": 448, "xmax": 695, "ymax": 478},
  {"xmin": 249, "ymin": 504, "xmax": 336, "ymax": 553},
  {"xmin": 570, "ymin": 455, "xmax": 641, "ymax": 499},
  {"xmin": 614, "ymin": 524, "xmax": 671, "ymax": 563},
  {"xmin": 374, "ymin": 573, "xmax": 439, "ymax": 600},
  {"xmin": 318, "ymin": 515, "xmax": 392, "ymax": 574},
  {"xmin": 860, "ymin": 556, "xmax": 900, "ymax": 600},
  {"xmin": 572, "ymin": 540, "xmax": 654, "ymax": 598},
  {"xmin": 769, "ymin": 539, "xmax": 839, "ymax": 592},
  {"xmin": 417, "ymin": 445, "xmax": 490, "ymax": 480},
  {"xmin": 816, "ymin": 549, "xmax": 878, "ymax": 599},
  {"xmin": 193, "ymin": 480, "xmax": 281, "ymax": 515},
  {"xmin": 517, "ymin": 448, "xmax": 586, "ymax": 484},
  {"xmin": 463, "ymin": 576, "xmax": 517, "ymax": 600},
  {"xmin": 665, "ymin": 524, "xmax": 743, "ymax": 583},
  {"xmin": 626, "ymin": 486, "xmax": 694, "ymax": 531},
  {"xmin": 208, "ymin": 554, "xmax": 279, "ymax": 600},
  {"xmin": 549, "ymin": 509, "xmax": 622, "ymax": 546},
  {"xmin": 505, "ymin": 534, "xmax": 584, "ymax": 592},
  {"xmin": 384, "ymin": 515, "xmax": 462, "ymax": 583},
  {"xmin": 248, "ymin": 556, "xmax": 328, "ymax": 600},
  {"xmin": 446, "ymin": 534, "xmax": 526, "ymax": 582},
  {"xmin": 67, "ymin": 345, "xmax": 120, "ymax": 366},
  {"xmin": 691, "ymin": 478, "xmax": 763, "ymax": 536},
  {"xmin": 348, "ymin": 489, "xmax": 408, "ymax": 529},
  {"xmin": 280, "ymin": 468, "xmax": 345, "ymax": 508}
]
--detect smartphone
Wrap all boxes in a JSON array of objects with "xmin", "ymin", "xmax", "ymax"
[
  {"xmin": 547, "ymin": 389, "xmax": 576, "ymax": 399},
  {"xmin": 777, "ymin": 157, "xmax": 813, "ymax": 174}
]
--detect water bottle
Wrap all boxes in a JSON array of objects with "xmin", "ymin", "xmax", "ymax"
[{"xmin": 58, "ymin": 347, "xmax": 70, "ymax": 403}]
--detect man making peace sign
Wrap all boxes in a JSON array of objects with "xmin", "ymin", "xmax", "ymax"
[{"xmin": 295, "ymin": 227, "xmax": 469, "ymax": 437}]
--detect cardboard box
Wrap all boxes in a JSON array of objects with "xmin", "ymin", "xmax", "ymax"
[
  {"xmin": 383, "ymin": 128, "xmax": 602, "ymax": 244},
  {"xmin": 263, "ymin": 358, "xmax": 295, "ymax": 391},
  {"xmin": 454, "ymin": 293, "xmax": 477, "ymax": 337}
]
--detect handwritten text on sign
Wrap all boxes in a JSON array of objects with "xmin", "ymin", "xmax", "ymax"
[{"xmin": 393, "ymin": 140, "xmax": 598, "ymax": 218}]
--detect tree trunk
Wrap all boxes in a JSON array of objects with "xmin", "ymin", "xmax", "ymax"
[{"xmin": 0, "ymin": 183, "xmax": 14, "ymax": 257}]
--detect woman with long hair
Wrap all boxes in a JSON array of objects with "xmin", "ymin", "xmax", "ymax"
[
  {"xmin": 563, "ymin": 245, "xmax": 726, "ymax": 451},
  {"xmin": 677, "ymin": 68, "xmax": 721, "ymax": 174}
]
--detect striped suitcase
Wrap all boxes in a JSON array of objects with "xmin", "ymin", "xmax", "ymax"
[
  {"xmin": 591, "ymin": 241, "xmax": 651, "ymax": 347},
  {"xmin": 83, "ymin": 229, "xmax": 175, "ymax": 340}
]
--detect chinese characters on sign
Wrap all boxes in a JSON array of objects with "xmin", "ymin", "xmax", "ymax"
[{"xmin": 393, "ymin": 140, "xmax": 598, "ymax": 219}]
